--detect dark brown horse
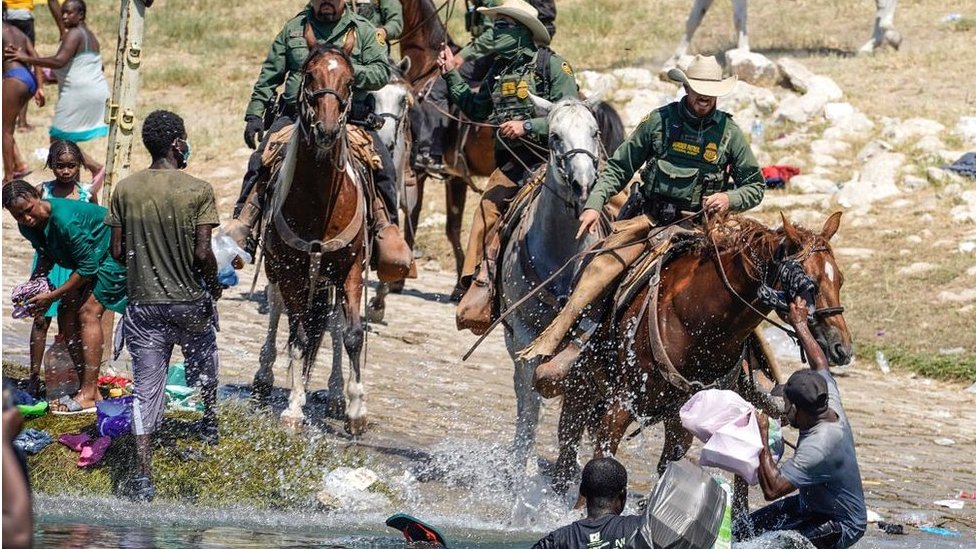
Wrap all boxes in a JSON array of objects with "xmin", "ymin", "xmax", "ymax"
[
  {"xmin": 252, "ymin": 33, "xmax": 370, "ymax": 435},
  {"xmin": 398, "ymin": 0, "xmax": 495, "ymax": 295},
  {"xmin": 553, "ymin": 212, "xmax": 851, "ymax": 491}
]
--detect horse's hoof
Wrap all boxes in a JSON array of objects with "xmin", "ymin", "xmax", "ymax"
[
  {"xmin": 365, "ymin": 300, "xmax": 386, "ymax": 323},
  {"xmin": 280, "ymin": 414, "xmax": 304, "ymax": 434},
  {"xmin": 345, "ymin": 416, "xmax": 368, "ymax": 437},
  {"xmin": 251, "ymin": 380, "xmax": 273, "ymax": 405},
  {"xmin": 388, "ymin": 279, "xmax": 405, "ymax": 294},
  {"xmin": 326, "ymin": 397, "xmax": 346, "ymax": 420}
]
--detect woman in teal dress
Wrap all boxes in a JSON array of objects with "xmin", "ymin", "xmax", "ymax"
[
  {"xmin": 26, "ymin": 139, "xmax": 98, "ymax": 397},
  {"xmin": 3, "ymin": 179, "xmax": 126, "ymax": 414}
]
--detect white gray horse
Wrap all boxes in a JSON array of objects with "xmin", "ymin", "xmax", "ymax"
[
  {"xmin": 498, "ymin": 97, "xmax": 604, "ymax": 473},
  {"xmin": 367, "ymin": 69, "xmax": 415, "ymax": 322},
  {"xmin": 670, "ymin": 0, "xmax": 900, "ymax": 63}
]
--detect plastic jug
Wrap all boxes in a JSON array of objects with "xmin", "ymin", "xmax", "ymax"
[
  {"xmin": 44, "ymin": 335, "xmax": 79, "ymax": 400},
  {"xmin": 711, "ymin": 477, "xmax": 733, "ymax": 549}
]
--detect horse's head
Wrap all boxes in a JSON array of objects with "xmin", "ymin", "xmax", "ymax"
[
  {"xmin": 298, "ymin": 29, "xmax": 356, "ymax": 149},
  {"xmin": 778, "ymin": 212, "xmax": 853, "ymax": 365},
  {"xmin": 369, "ymin": 65, "xmax": 412, "ymax": 153},
  {"xmin": 530, "ymin": 95, "xmax": 601, "ymax": 214}
]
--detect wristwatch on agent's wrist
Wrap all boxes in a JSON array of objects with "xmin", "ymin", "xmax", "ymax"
[{"xmin": 522, "ymin": 120, "xmax": 533, "ymax": 133}]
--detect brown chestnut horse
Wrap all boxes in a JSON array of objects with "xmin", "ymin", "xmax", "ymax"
[
  {"xmin": 399, "ymin": 0, "xmax": 494, "ymax": 297},
  {"xmin": 552, "ymin": 212, "xmax": 851, "ymax": 491},
  {"xmin": 253, "ymin": 34, "xmax": 370, "ymax": 435}
]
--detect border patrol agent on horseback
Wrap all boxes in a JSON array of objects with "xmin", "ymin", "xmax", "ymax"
[
  {"xmin": 521, "ymin": 55, "xmax": 766, "ymax": 383},
  {"xmin": 414, "ymin": 0, "xmax": 556, "ymax": 171},
  {"xmin": 436, "ymin": 0, "xmax": 579, "ymax": 331},
  {"xmin": 347, "ymin": 0, "xmax": 403, "ymax": 45},
  {"xmin": 228, "ymin": 0, "xmax": 410, "ymax": 273}
]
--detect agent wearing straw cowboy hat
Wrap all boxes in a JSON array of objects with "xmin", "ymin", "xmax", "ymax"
[
  {"xmin": 437, "ymin": 0, "xmax": 579, "ymax": 331},
  {"xmin": 520, "ymin": 54, "xmax": 766, "ymax": 389}
]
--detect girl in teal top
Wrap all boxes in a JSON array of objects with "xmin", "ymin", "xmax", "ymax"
[
  {"xmin": 4, "ymin": 179, "xmax": 126, "ymax": 413},
  {"xmin": 25, "ymin": 140, "xmax": 99, "ymax": 396}
]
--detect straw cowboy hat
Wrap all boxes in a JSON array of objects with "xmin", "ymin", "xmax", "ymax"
[
  {"xmin": 477, "ymin": 0, "xmax": 551, "ymax": 46},
  {"xmin": 667, "ymin": 55, "xmax": 737, "ymax": 97}
]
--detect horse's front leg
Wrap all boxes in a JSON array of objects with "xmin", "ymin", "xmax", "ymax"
[
  {"xmin": 657, "ymin": 414, "xmax": 694, "ymax": 475},
  {"xmin": 512, "ymin": 354, "xmax": 542, "ymax": 472},
  {"xmin": 342, "ymin": 260, "xmax": 367, "ymax": 436},
  {"xmin": 281, "ymin": 314, "xmax": 307, "ymax": 432},
  {"xmin": 254, "ymin": 282, "xmax": 282, "ymax": 402},
  {"xmin": 594, "ymin": 395, "xmax": 633, "ymax": 458},
  {"xmin": 326, "ymin": 298, "xmax": 346, "ymax": 419},
  {"xmin": 552, "ymin": 382, "xmax": 591, "ymax": 494}
]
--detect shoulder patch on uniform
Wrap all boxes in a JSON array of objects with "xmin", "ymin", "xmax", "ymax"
[
  {"xmin": 561, "ymin": 61, "xmax": 573, "ymax": 76},
  {"xmin": 640, "ymin": 112, "xmax": 652, "ymax": 124},
  {"xmin": 376, "ymin": 30, "xmax": 385, "ymax": 46}
]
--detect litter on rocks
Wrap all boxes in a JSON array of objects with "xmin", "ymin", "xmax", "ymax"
[
  {"xmin": 933, "ymin": 438, "xmax": 956, "ymax": 446},
  {"xmin": 932, "ymin": 499, "xmax": 965, "ymax": 509}
]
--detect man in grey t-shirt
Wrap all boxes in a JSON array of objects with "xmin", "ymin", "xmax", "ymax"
[{"xmin": 737, "ymin": 297, "xmax": 867, "ymax": 549}]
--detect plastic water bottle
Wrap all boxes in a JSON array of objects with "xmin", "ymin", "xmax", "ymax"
[
  {"xmin": 875, "ymin": 350, "xmax": 890, "ymax": 374},
  {"xmin": 750, "ymin": 119, "xmax": 765, "ymax": 143},
  {"xmin": 44, "ymin": 335, "xmax": 79, "ymax": 400},
  {"xmin": 712, "ymin": 477, "xmax": 733, "ymax": 549}
]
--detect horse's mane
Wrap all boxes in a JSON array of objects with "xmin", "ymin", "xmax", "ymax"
[
  {"xmin": 415, "ymin": 0, "xmax": 455, "ymax": 50},
  {"xmin": 302, "ymin": 42, "xmax": 353, "ymax": 73},
  {"xmin": 691, "ymin": 214, "xmax": 829, "ymax": 277}
]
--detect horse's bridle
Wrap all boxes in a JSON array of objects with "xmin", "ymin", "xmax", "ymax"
[
  {"xmin": 298, "ymin": 70, "xmax": 352, "ymax": 149},
  {"xmin": 761, "ymin": 239, "xmax": 846, "ymax": 321}
]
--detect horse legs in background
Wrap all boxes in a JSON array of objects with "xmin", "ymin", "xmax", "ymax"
[
  {"xmin": 366, "ymin": 282, "xmax": 391, "ymax": 323},
  {"xmin": 342, "ymin": 263, "xmax": 368, "ymax": 436},
  {"xmin": 671, "ymin": 0, "xmax": 748, "ymax": 62},
  {"xmin": 253, "ymin": 282, "xmax": 283, "ymax": 402},
  {"xmin": 445, "ymin": 176, "xmax": 467, "ymax": 300},
  {"xmin": 552, "ymin": 381, "xmax": 592, "ymax": 494}
]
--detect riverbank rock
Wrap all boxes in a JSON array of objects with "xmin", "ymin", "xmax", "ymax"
[
  {"xmin": 837, "ymin": 152, "xmax": 905, "ymax": 209},
  {"xmin": 882, "ymin": 117, "xmax": 945, "ymax": 145},
  {"xmin": 316, "ymin": 467, "xmax": 390, "ymax": 512},
  {"xmin": 726, "ymin": 48, "xmax": 779, "ymax": 87},
  {"xmin": 955, "ymin": 116, "xmax": 976, "ymax": 145},
  {"xmin": 720, "ymin": 81, "xmax": 778, "ymax": 114},
  {"xmin": 950, "ymin": 190, "xmax": 976, "ymax": 223},
  {"xmin": 791, "ymin": 175, "xmax": 838, "ymax": 194}
]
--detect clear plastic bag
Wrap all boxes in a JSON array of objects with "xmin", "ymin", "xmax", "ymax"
[{"xmin": 211, "ymin": 229, "xmax": 251, "ymax": 287}]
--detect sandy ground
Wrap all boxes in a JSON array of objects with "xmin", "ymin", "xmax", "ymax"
[{"xmin": 3, "ymin": 198, "xmax": 975, "ymax": 543}]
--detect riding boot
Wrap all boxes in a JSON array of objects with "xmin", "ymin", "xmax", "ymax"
[
  {"xmin": 459, "ymin": 169, "xmax": 519, "ymax": 285},
  {"xmin": 533, "ymin": 317, "xmax": 600, "ymax": 398},
  {"xmin": 371, "ymin": 195, "xmax": 413, "ymax": 282},
  {"xmin": 455, "ymin": 228, "xmax": 501, "ymax": 334},
  {"xmin": 518, "ymin": 215, "xmax": 654, "ymax": 359}
]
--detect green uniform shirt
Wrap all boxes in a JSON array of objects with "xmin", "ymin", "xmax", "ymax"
[
  {"xmin": 348, "ymin": 0, "xmax": 403, "ymax": 40},
  {"xmin": 585, "ymin": 101, "xmax": 765, "ymax": 213},
  {"xmin": 105, "ymin": 169, "xmax": 220, "ymax": 305},
  {"xmin": 245, "ymin": 8, "xmax": 391, "ymax": 119},
  {"xmin": 458, "ymin": 0, "xmax": 499, "ymax": 60},
  {"xmin": 443, "ymin": 45, "xmax": 578, "ymax": 149},
  {"xmin": 20, "ymin": 198, "xmax": 128, "ymax": 313}
]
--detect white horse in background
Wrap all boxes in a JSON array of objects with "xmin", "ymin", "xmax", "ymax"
[
  {"xmin": 497, "ymin": 97, "xmax": 604, "ymax": 476},
  {"xmin": 367, "ymin": 67, "xmax": 416, "ymax": 322},
  {"xmin": 671, "ymin": 0, "xmax": 900, "ymax": 64}
]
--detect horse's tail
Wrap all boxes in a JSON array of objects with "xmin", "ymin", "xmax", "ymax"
[{"xmin": 593, "ymin": 100, "xmax": 625, "ymax": 156}]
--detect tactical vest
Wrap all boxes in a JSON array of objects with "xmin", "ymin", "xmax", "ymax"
[
  {"xmin": 488, "ymin": 48, "xmax": 552, "ymax": 129},
  {"xmin": 352, "ymin": 0, "xmax": 380, "ymax": 22},
  {"xmin": 640, "ymin": 102, "xmax": 733, "ymax": 211}
]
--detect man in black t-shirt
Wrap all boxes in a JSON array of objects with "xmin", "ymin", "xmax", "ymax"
[{"xmin": 532, "ymin": 458, "xmax": 642, "ymax": 549}]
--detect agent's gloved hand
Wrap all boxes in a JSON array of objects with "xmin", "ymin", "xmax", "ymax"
[{"xmin": 243, "ymin": 115, "xmax": 264, "ymax": 150}]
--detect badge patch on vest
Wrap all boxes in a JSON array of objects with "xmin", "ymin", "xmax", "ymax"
[
  {"xmin": 501, "ymin": 81, "xmax": 517, "ymax": 96},
  {"xmin": 561, "ymin": 61, "xmax": 573, "ymax": 76},
  {"xmin": 703, "ymin": 142, "xmax": 718, "ymax": 162},
  {"xmin": 516, "ymin": 80, "xmax": 529, "ymax": 99}
]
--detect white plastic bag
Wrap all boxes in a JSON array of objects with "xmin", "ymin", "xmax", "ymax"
[
  {"xmin": 700, "ymin": 410, "xmax": 763, "ymax": 485},
  {"xmin": 679, "ymin": 389, "xmax": 754, "ymax": 442}
]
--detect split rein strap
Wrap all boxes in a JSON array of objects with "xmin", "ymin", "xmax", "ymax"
[{"xmin": 461, "ymin": 210, "xmax": 703, "ymax": 361}]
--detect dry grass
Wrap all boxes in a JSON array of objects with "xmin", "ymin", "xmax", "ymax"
[{"xmin": 8, "ymin": 0, "xmax": 975, "ymax": 380}]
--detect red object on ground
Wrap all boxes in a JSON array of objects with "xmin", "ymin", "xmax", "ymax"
[
  {"xmin": 97, "ymin": 375, "xmax": 131, "ymax": 388},
  {"xmin": 762, "ymin": 165, "xmax": 801, "ymax": 184}
]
